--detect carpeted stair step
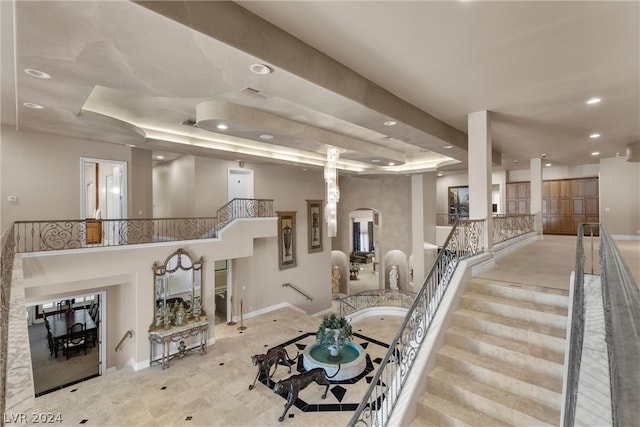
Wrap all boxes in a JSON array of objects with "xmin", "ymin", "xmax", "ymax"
[
  {"xmin": 427, "ymin": 366, "xmax": 560, "ymax": 426},
  {"xmin": 415, "ymin": 391, "xmax": 510, "ymax": 427},
  {"xmin": 445, "ymin": 326, "xmax": 564, "ymax": 379},
  {"xmin": 452, "ymin": 308, "xmax": 566, "ymax": 354},
  {"xmin": 437, "ymin": 344, "xmax": 562, "ymax": 410}
]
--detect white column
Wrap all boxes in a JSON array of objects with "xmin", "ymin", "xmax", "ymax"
[
  {"xmin": 530, "ymin": 157, "xmax": 543, "ymax": 234},
  {"xmin": 411, "ymin": 174, "xmax": 425, "ymax": 289},
  {"xmin": 468, "ymin": 111, "xmax": 493, "ymax": 251}
]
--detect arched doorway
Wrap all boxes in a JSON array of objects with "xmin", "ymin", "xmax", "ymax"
[{"xmin": 348, "ymin": 208, "xmax": 381, "ymax": 292}]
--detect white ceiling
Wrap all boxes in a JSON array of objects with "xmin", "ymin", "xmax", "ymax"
[{"xmin": 2, "ymin": 1, "xmax": 638, "ymax": 175}]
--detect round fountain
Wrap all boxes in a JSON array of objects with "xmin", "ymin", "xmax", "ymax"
[{"xmin": 303, "ymin": 341, "xmax": 367, "ymax": 381}]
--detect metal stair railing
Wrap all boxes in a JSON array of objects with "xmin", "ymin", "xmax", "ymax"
[{"xmin": 348, "ymin": 219, "xmax": 486, "ymax": 427}]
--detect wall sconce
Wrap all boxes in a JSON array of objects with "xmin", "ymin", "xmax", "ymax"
[{"xmin": 324, "ymin": 147, "xmax": 340, "ymax": 237}]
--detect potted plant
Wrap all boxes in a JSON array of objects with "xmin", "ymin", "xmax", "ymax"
[{"xmin": 316, "ymin": 313, "xmax": 353, "ymax": 358}]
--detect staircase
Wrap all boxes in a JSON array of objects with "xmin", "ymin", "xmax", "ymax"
[{"xmin": 411, "ymin": 278, "xmax": 569, "ymax": 427}]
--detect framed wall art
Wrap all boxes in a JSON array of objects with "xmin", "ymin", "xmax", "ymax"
[
  {"xmin": 306, "ymin": 200, "xmax": 323, "ymax": 253},
  {"xmin": 448, "ymin": 185, "xmax": 469, "ymax": 223},
  {"xmin": 277, "ymin": 211, "xmax": 297, "ymax": 270}
]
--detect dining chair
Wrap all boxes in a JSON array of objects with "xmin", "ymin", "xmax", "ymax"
[
  {"xmin": 88, "ymin": 308, "xmax": 99, "ymax": 347},
  {"xmin": 61, "ymin": 322, "xmax": 87, "ymax": 360},
  {"xmin": 44, "ymin": 318, "xmax": 55, "ymax": 356}
]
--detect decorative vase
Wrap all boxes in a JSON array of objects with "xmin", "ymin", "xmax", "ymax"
[
  {"xmin": 175, "ymin": 302, "xmax": 186, "ymax": 326},
  {"xmin": 192, "ymin": 297, "xmax": 201, "ymax": 318},
  {"xmin": 283, "ymin": 225, "xmax": 292, "ymax": 256}
]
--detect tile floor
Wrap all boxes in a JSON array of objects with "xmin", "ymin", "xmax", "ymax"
[
  {"xmin": 32, "ymin": 308, "xmax": 404, "ymax": 427},
  {"xmin": 20, "ymin": 235, "xmax": 640, "ymax": 426}
]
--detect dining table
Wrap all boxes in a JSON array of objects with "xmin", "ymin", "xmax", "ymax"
[{"xmin": 46, "ymin": 308, "xmax": 97, "ymax": 357}]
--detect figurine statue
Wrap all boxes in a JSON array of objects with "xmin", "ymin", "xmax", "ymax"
[
  {"xmin": 389, "ymin": 265, "xmax": 399, "ymax": 291},
  {"xmin": 331, "ymin": 266, "xmax": 341, "ymax": 297}
]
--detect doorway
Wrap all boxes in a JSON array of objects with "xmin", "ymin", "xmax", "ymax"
[
  {"xmin": 80, "ymin": 158, "xmax": 127, "ymax": 220},
  {"xmin": 348, "ymin": 208, "xmax": 380, "ymax": 293},
  {"xmin": 227, "ymin": 168, "xmax": 254, "ymax": 201},
  {"xmin": 213, "ymin": 260, "xmax": 229, "ymax": 325},
  {"xmin": 27, "ymin": 291, "xmax": 105, "ymax": 396}
]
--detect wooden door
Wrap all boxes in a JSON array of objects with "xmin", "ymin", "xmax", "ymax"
[
  {"xmin": 542, "ymin": 177, "xmax": 599, "ymax": 235},
  {"xmin": 506, "ymin": 182, "xmax": 530, "ymax": 215}
]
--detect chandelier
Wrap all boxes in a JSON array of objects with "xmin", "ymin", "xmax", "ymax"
[{"xmin": 324, "ymin": 147, "xmax": 340, "ymax": 237}]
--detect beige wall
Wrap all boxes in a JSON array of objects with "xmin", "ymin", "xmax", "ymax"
[
  {"xmin": 0, "ymin": 126, "xmax": 138, "ymax": 230},
  {"xmin": 508, "ymin": 164, "xmax": 600, "ymax": 182},
  {"xmin": 130, "ymin": 147, "xmax": 153, "ymax": 218},
  {"xmin": 337, "ymin": 174, "xmax": 412, "ymax": 257},
  {"xmin": 154, "ymin": 156, "xmax": 332, "ymax": 315},
  {"xmin": 20, "ymin": 218, "xmax": 277, "ymax": 370},
  {"xmin": 152, "ymin": 155, "xmax": 195, "ymax": 218},
  {"xmin": 599, "ymin": 157, "xmax": 640, "ymax": 236}
]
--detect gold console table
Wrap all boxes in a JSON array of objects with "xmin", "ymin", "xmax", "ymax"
[{"xmin": 148, "ymin": 317, "xmax": 209, "ymax": 369}]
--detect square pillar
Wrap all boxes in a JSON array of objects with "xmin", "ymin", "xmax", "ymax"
[
  {"xmin": 468, "ymin": 111, "xmax": 493, "ymax": 251},
  {"xmin": 530, "ymin": 157, "xmax": 543, "ymax": 234}
]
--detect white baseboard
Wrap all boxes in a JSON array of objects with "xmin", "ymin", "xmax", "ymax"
[{"xmin": 243, "ymin": 301, "xmax": 305, "ymax": 320}]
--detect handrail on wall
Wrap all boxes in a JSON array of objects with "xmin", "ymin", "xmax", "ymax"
[
  {"xmin": 115, "ymin": 330, "xmax": 134, "ymax": 352},
  {"xmin": 282, "ymin": 283, "xmax": 313, "ymax": 301}
]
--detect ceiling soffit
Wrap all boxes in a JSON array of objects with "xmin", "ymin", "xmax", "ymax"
[{"xmin": 133, "ymin": 1, "xmax": 469, "ymax": 156}]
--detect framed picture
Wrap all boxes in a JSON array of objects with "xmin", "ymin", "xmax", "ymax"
[
  {"xmin": 307, "ymin": 200, "xmax": 323, "ymax": 253},
  {"xmin": 448, "ymin": 186, "xmax": 469, "ymax": 223},
  {"xmin": 277, "ymin": 211, "xmax": 297, "ymax": 270}
]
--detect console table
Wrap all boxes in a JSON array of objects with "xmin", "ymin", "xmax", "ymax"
[{"xmin": 148, "ymin": 317, "xmax": 209, "ymax": 369}]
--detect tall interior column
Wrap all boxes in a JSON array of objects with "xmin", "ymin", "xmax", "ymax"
[
  {"xmin": 411, "ymin": 174, "xmax": 425, "ymax": 288},
  {"xmin": 530, "ymin": 157, "xmax": 543, "ymax": 235},
  {"xmin": 468, "ymin": 111, "xmax": 493, "ymax": 251}
]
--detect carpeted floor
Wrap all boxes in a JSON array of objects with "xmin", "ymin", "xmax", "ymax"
[{"xmin": 28, "ymin": 322, "xmax": 100, "ymax": 396}]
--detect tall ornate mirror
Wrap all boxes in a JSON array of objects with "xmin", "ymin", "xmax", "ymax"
[{"xmin": 152, "ymin": 248, "xmax": 204, "ymax": 329}]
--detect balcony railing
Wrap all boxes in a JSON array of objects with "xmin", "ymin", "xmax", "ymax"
[
  {"xmin": 492, "ymin": 213, "xmax": 536, "ymax": 244},
  {"xmin": 13, "ymin": 198, "xmax": 274, "ymax": 253},
  {"xmin": 0, "ymin": 226, "xmax": 15, "ymax": 422},
  {"xmin": 436, "ymin": 213, "xmax": 469, "ymax": 226},
  {"xmin": 348, "ymin": 219, "xmax": 486, "ymax": 427},
  {"xmin": 338, "ymin": 289, "xmax": 416, "ymax": 318}
]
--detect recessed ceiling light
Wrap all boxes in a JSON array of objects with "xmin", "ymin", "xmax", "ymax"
[
  {"xmin": 586, "ymin": 97, "xmax": 601, "ymax": 105},
  {"xmin": 545, "ymin": 163, "xmax": 552, "ymax": 167},
  {"xmin": 23, "ymin": 102, "xmax": 43, "ymax": 109},
  {"xmin": 216, "ymin": 124, "xmax": 228, "ymax": 130},
  {"xmin": 591, "ymin": 152, "xmax": 600, "ymax": 156},
  {"xmin": 388, "ymin": 162, "xmax": 395, "ymax": 166},
  {"xmin": 125, "ymin": 144, "xmax": 136, "ymax": 148},
  {"xmin": 590, "ymin": 133, "xmax": 601, "ymax": 139},
  {"xmin": 443, "ymin": 145, "xmax": 453, "ymax": 149},
  {"xmin": 156, "ymin": 155, "xmax": 165, "ymax": 160},
  {"xmin": 250, "ymin": 63, "xmax": 273, "ymax": 75},
  {"xmin": 437, "ymin": 172, "xmax": 444, "ymax": 177},
  {"xmin": 383, "ymin": 120, "xmax": 397, "ymax": 126},
  {"xmin": 24, "ymin": 68, "xmax": 51, "ymax": 79},
  {"xmin": 371, "ymin": 159, "xmax": 381, "ymax": 163},
  {"xmin": 259, "ymin": 134, "xmax": 274, "ymax": 140}
]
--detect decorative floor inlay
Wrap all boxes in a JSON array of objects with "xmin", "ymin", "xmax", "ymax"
[{"xmin": 254, "ymin": 332, "xmax": 390, "ymax": 413}]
